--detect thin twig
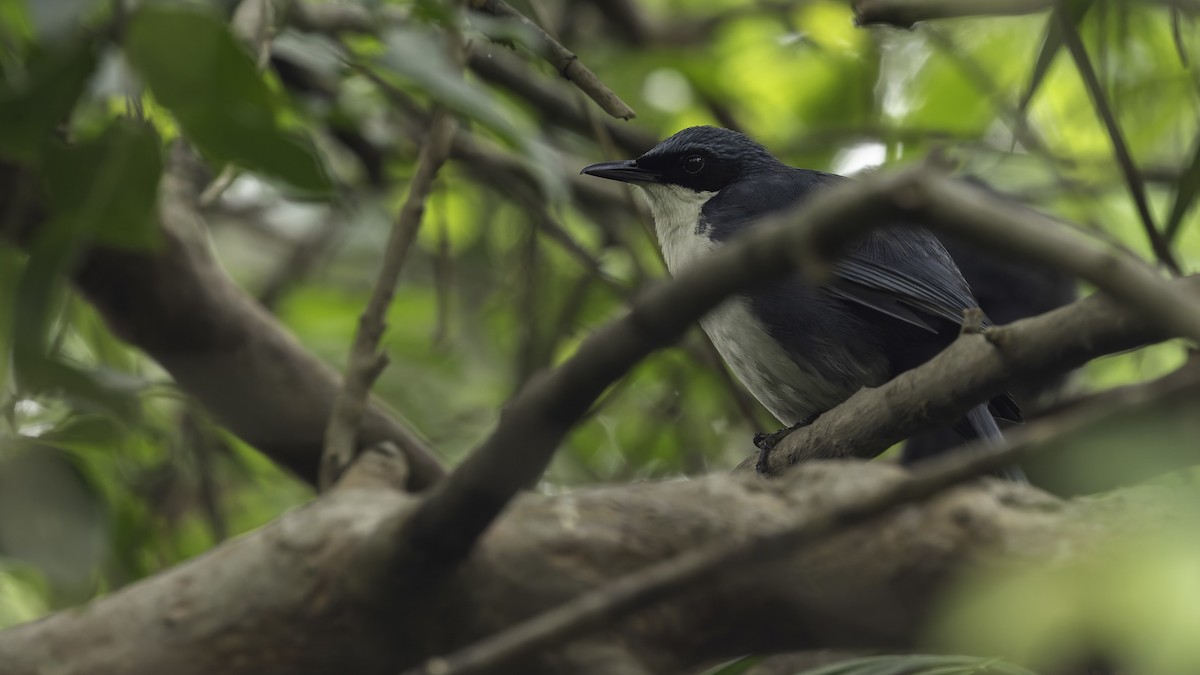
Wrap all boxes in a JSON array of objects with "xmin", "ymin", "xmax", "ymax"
[
  {"xmin": 319, "ymin": 111, "xmax": 457, "ymax": 489},
  {"xmin": 1057, "ymin": 7, "xmax": 1182, "ymax": 273},
  {"xmin": 403, "ymin": 370, "xmax": 1198, "ymax": 675},
  {"xmin": 468, "ymin": 0, "xmax": 636, "ymax": 120}
]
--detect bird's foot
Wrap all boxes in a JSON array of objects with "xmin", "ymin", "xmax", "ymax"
[{"xmin": 753, "ymin": 413, "xmax": 820, "ymax": 477}]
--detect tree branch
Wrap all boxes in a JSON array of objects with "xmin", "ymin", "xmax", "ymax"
[
  {"xmin": 320, "ymin": 110, "xmax": 457, "ymax": 489},
  {"xmin": 2, "ymin": 439, "xmax": 1195, "ymax": 674},
  {"xmin": 0, "ymin": 157, "xmax": 446, "ymax": 490},
  {"xmin": 468, "ymin": 0, "xmax": 636, "ymax": 120},
  {"xmin": 287, "ymin": 1, "xmax": 651, "ymax": 153},
  {"xmin": 1055, "ymin": 8, "xmax": 1181, "ymax": 274}
]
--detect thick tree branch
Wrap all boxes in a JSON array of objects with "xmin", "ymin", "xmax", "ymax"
[
  {"xmin": 2, "ymin": 443, "xmax": 1195, "ymax": 674},
  {"xmin": 0, "ymin": 159, "xmax": 446, "ymax": 490}
]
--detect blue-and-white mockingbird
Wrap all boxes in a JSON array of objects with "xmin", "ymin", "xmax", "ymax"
[{"xmin": 581, "ymin": 126, "xmax": 1025, "ymax": 480}]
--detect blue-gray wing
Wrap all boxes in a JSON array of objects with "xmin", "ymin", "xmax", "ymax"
[
  {"xmin": 826, "ymin": 226, "xmax": 981, "ymax": 333},
  {"xmin": 703, "ymin": 168, "xmax": 981, "ymax": 332}
]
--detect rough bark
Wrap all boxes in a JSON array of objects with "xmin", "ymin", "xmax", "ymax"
[{"xmin": 0, "ymin": 462, "xmax": 1184, "ymax": 675}]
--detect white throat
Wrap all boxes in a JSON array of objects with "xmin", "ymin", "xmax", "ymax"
[{"xmin": 637, "ymin": 183, "xmax": 718, "ymax": 275}]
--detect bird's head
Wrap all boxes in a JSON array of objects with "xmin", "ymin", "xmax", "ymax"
[
  {"xmin": 581, "ymin": 126, "xmax": 776, "ymax": 194},
  {"xmin": 581, "ymin": 127, "xmax": 781, "ymax": 248}
]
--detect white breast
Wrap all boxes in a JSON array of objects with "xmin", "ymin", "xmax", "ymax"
[
  {"xmin": 636, "ymin": 183, "xmax": 848, "ymax": 425},
  {"xmin": 637, "ymin": 183, "xmax": 718, "ymax": 274}
]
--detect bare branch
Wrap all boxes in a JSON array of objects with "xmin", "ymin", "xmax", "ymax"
[
  {"xmin": 466, "ymin": 43, "xmax": 653, "ymax": 155},
  {"xmin": 320, "ymin": 111, "xmax": 458, "ymax": 489},
  {"xmin": 468, "ymin": 0, "xmax": 637, "ymax": 120},
  {"xmin": 1055, "ymin": 8, "xmax": 1182, "ymax": 274}
]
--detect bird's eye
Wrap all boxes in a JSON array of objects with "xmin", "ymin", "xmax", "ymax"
[{"xmin": 682, "ymin": 155, "xmax": 704, "ymax": 174}]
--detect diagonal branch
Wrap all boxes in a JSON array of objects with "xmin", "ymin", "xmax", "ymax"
[
  {"xmin": 381, "ymin": 166, "xmax": 1200, "ymax": 574},
  {"xmin": 1055, "ymin": 8, "xmax": 1182, "ymax": 274},
  {"xmin": 320, "ymin": 110, "xmax": 458, "ymax": 489},
  {"xmin": 468, "ymin": 0, "xmax": 637, "ymax": 120}
]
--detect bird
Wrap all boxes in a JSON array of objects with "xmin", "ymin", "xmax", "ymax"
[{"xmin": 580, "ymin": 126, "xmax": 1025, "ymax": 480}]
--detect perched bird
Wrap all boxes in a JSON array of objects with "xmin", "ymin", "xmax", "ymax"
[{"xmin": 581, "ymin": 126, "xmax": 1025, "ymax": 480}]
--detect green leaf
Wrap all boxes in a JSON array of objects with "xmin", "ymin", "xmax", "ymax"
[
  {"xmin": 0, "ymin": 0, "xmax": 34, "ymax": 47},
  {"xmin": 1164, "ymin": 138, "xmax": 1200, "ymax": 242},
  {"xmin": 0, "ymin": 40, "xmax": 97, "ymax": 162},
  {"xmin": 123, "ymin": 5, "xmax": 330, "ymax": 195},
  {"xmin": 11, "ymin": 120, "xmax": 157, "ymax": 421},
  {"xmin": 0, "ymin": 561, "xmax": 49, "ymax": 630},
  {"xmin": 44, "ymin": 118, "xmax": 163, "ymax": 249}
]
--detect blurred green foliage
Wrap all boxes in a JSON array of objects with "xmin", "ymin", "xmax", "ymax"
[
  {"xmin": 1, "ymin": 0, "xmax": 1199, "ymax": 670},
  {"xmin": 933, "ymin": 509, "xmax": 1200, "ymax": 675}
]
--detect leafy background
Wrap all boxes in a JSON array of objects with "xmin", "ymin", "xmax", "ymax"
[{"xmin": 1, "ymin": 0, "xmax": 1199, "ymax": 672}]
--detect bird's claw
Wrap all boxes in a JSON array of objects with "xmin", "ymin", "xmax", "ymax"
[{"xmin": 753, "ymin": 414, "xmax": 820, "ymax": 478}]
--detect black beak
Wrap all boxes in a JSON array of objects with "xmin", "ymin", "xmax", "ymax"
[{"xmin": 580, "ymin": 159, "xmax": 662, "ymax": 184}]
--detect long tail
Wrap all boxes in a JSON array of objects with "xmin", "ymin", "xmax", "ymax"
[{"xmin": 966, "ymin": 404, "xmax": 1028, "ymax": 483}]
